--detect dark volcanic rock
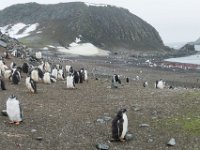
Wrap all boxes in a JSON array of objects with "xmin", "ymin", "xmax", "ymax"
[{"xmin": 0, "ymin": 2, "xmax": 165, "ymax": 51}]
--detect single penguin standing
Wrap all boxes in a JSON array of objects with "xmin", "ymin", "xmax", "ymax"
[
  {"xmin": 73, "ymin": 70, "xmax": 80, "ymax": 84},
  {"xmin": 6, "ymin": 95, "xmax": 23, "ymax": 125},
  {"xmin": 111, "ymin": 74, "xmax": 121, "ymax": 88},
  {"xmin": 12, "ymin": 70, "xmax": 21, "ymax": 84},
  {"xmin": 112, "ymin": 109, "xmax": 128, "ymax": 142},
  {"xmin": 66, "ymin": 74, "xmax": 75, "ymax": 88},
  {"xmin": 43, "ymin": 72, "xmax": 51, "ymax": 84},
  {"xmin": 22, "ymin": 62, "xmax": 29, "ymax": 74},
  {"xmin": 25, "ymin": 76, "xmax": 37, "ymax": 93},
  {"xmin": 155, "ymin": 79, "xmax": 165, "ymax": 89},
  {"xmin": 0, "ymin": 77, "xmax": 6, "ymax": 90}
]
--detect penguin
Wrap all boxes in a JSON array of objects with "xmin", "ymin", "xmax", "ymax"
[
  {"xmin": 22, "ymin": 62, "xmax": 29, "ymax": 73},
  {"xmin": 44, "ymin": 61, "xmax": 51, "ymax": 73},
  {"xmin": 65, "ymin": 65, "xmax": 73, "ymax": 73},
  {"xmin": 12, "ymin": 70, "xmax": 21, "ymax": 84},
  {"xmin": 35, "ymin": 51, "xmax": 42, "ymax": 60},
  {"xmin": 57, "ymin": 69, "xmax": 65, "ymax": 80},
  {"xmin": 43, "ymin": 72, "xmax": 51, "ymax": 84},
  {"xmin": 0, "ymin": 77, "xmax": 6, "ymax": 90},
  {"xmin": 84, "ymin": 69, "xmax": 88, "ymax": 82},
  {"xmin": 3, "ymin": 69, "xmax": 12, "ymax": 80},
  {"xmin": 79, "ymin": 68, "xmax": 85, "ymax": 83},
  {"xmin": 126, "ymin": 77, "xmax": 129, "ymax": 83},
  {"xmin": 111, "ymin": 74, "xmax": 121, "ymax": 88},
  {"xmin": 30, "ymin": 68, "xmax": 44, "ymax": 82},
  {"xmin": 112, "ymin": 108, "xmax": 128, "ymax": 142},
  {"xmin": 50, "ymin": 75, "xmax": 57, "ymax": 83},
  {"xmin": 10, "ymin": 62, "xmax": 17, "ymax": 69},
  {"xmin": 56, "ymin": 64, "xmax": 62, "ymax": 70},
  {"xmin": 155, "ymin": 79, "xmax": 165, "ymax": 89},
  {"xmin": 143, "ymin": 81, "xmax": 148, "ymax": 87},
  {"xmin": 6, "ymin": 95, "xmax": 23, "ymax": 125},
  {"xmin": 25, "ymin": 76, "xmax": 37, "ymax": 93},
  {"xmin": 66, "ymin": 74, "xmax": 75, "ymax": 88},
  {"xmin": 51, "ymin": 68, "xmax": 58, "ymax": 79},
  {"xmin": 73, "ymin": 70, "xmax": 80, "ymax": 84}
]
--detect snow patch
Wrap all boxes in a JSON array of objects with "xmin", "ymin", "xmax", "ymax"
[
  {"xmin": 0, "ymin": 23, "xmax": 39, "ymax": 39},
  {"xmin": 85, "ymin": 2, "xmax": 107, "ymax": 7},
  {"xmin": 57, "ymin": 43, "xmax": 110, "ymax": 56}
]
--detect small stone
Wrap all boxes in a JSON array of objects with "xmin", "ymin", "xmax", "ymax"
[
  {"xmin": 103, "ymin": 116, "xmax": 112, "ymax": 121},
  {"xmin": 1, "ymin": 110, "xmax": 8, "ymax": 116},
  {"xmin": 97, "ymin": 119, "xmax": 105, "ymax": 124},
  {"xmin": 125, "ymin": 133, "xmax": 134, "ymax": 141},
  {"xmin": 139, "ymin": 124, "xmax": 150, "ymax": 127},
  {"xmin": 35, "ymin": 137, "xmax": 43, "ymax": 141},
  {"xmin": 148, "ymin": 138, "xmax": 153, "ymax": 143},
  {"xmin": 31, "ymin": 129, "xmax": 37, "ymax": 133},
  {"xmin": 96, "ymin": 143, "xmax": 109, "ymax": 150},
  {"xmin": 134, "ymin": 107, "xmax": 141, "ymax": 111},
  {"xmin": 167, "ymin": 138, "xmax": 176, "ymax": 146}
]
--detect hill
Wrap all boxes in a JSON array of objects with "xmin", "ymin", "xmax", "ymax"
[{"xmin": 0, "ymin": 2, "xmax": 166, "ymax": 53}]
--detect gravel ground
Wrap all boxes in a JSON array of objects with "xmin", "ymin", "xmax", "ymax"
[{"xmin": 0, "ymin": 53, "xmax": 200, "ymax": 150}]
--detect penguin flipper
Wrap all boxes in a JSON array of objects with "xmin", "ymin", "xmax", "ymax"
[
  {"xmin": 19, "ymin": 103, "xmax": 23, "ymax": 120},
  {"xmin": 1, "ymin": 80, "xmax": 6, "ymax": 90},
  {"xmin": 30, "ymin": 79, "xmax": 37, "ymax": 93}
]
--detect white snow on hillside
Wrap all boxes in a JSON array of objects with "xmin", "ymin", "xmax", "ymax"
[
  {"xmin": 0, "ymin": 23, "xmax": 39, "ymax": 39},
  {"xmin": 57, "ymin": 43, "xmax": 110, "ymax": 56},
  {"xmin": 84, "ymin": 2, "xmax": 107, "ymax": 7}
]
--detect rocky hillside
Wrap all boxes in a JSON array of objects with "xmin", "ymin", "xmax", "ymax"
[
  {"xmin": 0, "ymin": 2, "xmax": 165, "ymax": 52},
  {"xmin": 194, "ymin": 37, "xmax": 200, "ymax": 44}
]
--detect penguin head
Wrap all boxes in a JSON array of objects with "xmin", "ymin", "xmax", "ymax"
[
  {"xmin": 116, "ymin": 108, "xmax": 127, "ymax": 118},
  {"xmin": 122, "ymin": 108, "xmax": 127, "ymax": 113},
  {"xmin": 10, "ymin": 94, "xmax": 16, "ymax": 99}
]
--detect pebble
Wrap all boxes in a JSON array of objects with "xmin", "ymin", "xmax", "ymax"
[
  {"xmin": 167, "ymin": 138, "xmax": 176, "ymax": 146},
  {"xmin": 31, "ymin": 129, "xmax": 37, "ymax": 133},
  {"xmin": 139, "ymin": 124, "xmax": 150, "ymax": 127},
  {"xmin": 35, "ymin": 137, "xmax": 43, "ymax": 141},
  {"xmin": 97, "ymin": 119, "xmax": 105, "ymax": 124},
  {"xmin": 148, "ymin": 138, "xmax": 154, "ymax": 143},
  {"xmin": 96, "ymin": 143, "xmax": 109, "ymax": 150},
  {"xmin": 1, "ymin": 110, "xmax": 8, "ymax": 116},
  {"xmin": 103, "ymin": 116, "xmax": 112, "ymax": 121},
  {"xmin": 125, "ymin": 133, "xmax": 134, "ymax": 141}
]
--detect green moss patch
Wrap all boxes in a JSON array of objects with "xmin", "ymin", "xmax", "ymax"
[{"xmin": 162, "ymin": 117, "xmax": 200, "ymax": 135}]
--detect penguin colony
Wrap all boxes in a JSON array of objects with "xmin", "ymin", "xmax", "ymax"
[{"xmin": 0, "ymin": 50, "xmax": 167, "ymax": 142}]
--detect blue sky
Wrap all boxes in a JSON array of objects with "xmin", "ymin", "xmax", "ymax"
[{"xmin": 1, "ymin": 0, "xmax": 200, "ymax": 44}]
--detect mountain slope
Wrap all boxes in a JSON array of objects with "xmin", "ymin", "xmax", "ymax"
[{"xmin": 0, "ymin": 2, "xmax": 165, "ymax": 51}]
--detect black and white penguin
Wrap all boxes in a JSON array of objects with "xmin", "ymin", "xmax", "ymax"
[
  {"xmin": 112, "ymin": 109, "xmax": 128, "ymax": 142},
  {"xmin": 84, "ymin": 69, "xmax": 88, "ymax": 82},
  {"xmin": 6, "ymin": 95, "xmax": 23, "ymax": 125},
  {"xmin": 51, "ymin": 68, "xmax": 58, "ymax": 79},
  {"xmin": 22, "ymin": 62, "xmax": 29, "ymax": 74},
  {"xmin": 0, "ymin": 77, "xmax": 6, "ymax": 90},
  {"xmin": 12, "ymin": 70, "xmax": 21, "ymax": 84},
  {"xmin": 25, "ymin": 76, "xmax": 37, "ymax": 93},
  {"xmin": 111, "ymin": 74, "xmax": 121, "ymax": 88},
  {"xmin": 73, "ymin": 70, "xmax": 80, "ymax": 84},
  {"xmin": 79, "ymin": 68, "xmax": 85, "ymax": 83},
  {"xmin": 126, "ymin": 77, "xmax": 129, "ymax": 83},
  {"xmin": 66, "ymin": 74, "xmax": 75, "ymax": 88},
  {"xmin": 43, "ymin": 72, "xmax": 52, "ymax": 84},
  {"xmin": 30, "ymin": 68, "xmax": 44, "ymax": 82},
  {"xmin": 155, "ymin": 79, "xmax": 165, "ymax": 89},
  {"xmin": 57, "ymin": 68, "xmax": 65, "ymax": 80},
  {"xmin": 65, "ymin": 65, "xmax": 74, "ymax": 74},
  {"xmin": 143, "ymin": 81, "xmax": 148, "ymax": 87},
  {"xmin": 10, "ymin": 62, "xmax": 17, "ymax": 69}
]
